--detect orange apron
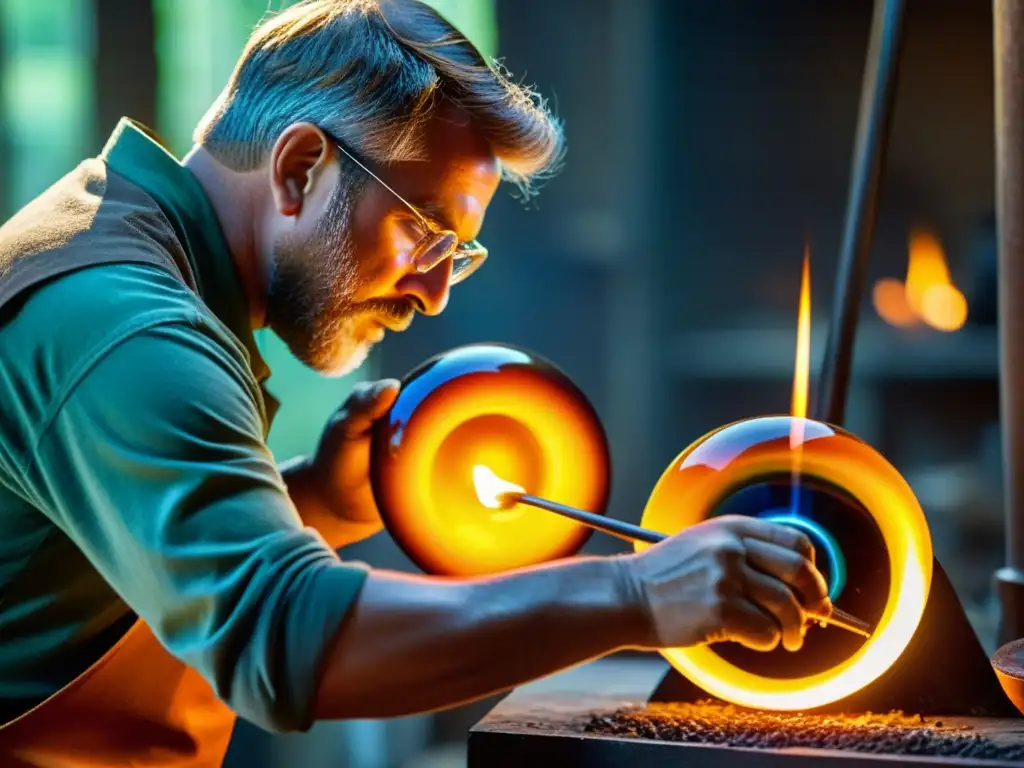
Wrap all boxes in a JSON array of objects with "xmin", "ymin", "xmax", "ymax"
[{"xmin": 0, "ymin": 620, "xmax": 237, "ymax": 767}]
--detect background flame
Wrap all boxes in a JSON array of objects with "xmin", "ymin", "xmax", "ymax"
[
  {"xmin": 872, "ymin": 229, "xmax": 968, "ymax": 332},
  {"xmin": 872, "ymin": 278, "xmax": 918, "ymax": 328}
]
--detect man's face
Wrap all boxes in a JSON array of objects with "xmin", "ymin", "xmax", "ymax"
[{"xmin": 263, "ymin": 108, "xmax": 501, "ymax": 376}]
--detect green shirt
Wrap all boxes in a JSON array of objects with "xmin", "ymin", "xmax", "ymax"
[{"xmin": 0, "ymin": 120, "xmax": 368, "ymax": 733}]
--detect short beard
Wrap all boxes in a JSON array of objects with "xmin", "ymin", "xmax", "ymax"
[{"xmin": 265, "ymin": 174, "xmax": 366, "ymax": 376}]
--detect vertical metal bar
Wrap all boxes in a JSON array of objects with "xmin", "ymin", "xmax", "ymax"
[
  {"xmin": 602, "ymin": 0, "xmax": 659, "ymax": 542},
  {"xmin": 993, "ymin": 0, "xmax": 1024, "ymax": 645},
  {"xmin": 815, "ymin": 0, "xmax": 907, "ymax": 425}
]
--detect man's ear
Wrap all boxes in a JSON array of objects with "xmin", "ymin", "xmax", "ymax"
[{"xmin": 269, "ymin": 122, "xmax": 331, "ymax": 217}]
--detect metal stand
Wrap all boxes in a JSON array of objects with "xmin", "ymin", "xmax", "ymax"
[{"xmin": 652, "ymin": 558, "xmax": 1019, "ymax": 717}]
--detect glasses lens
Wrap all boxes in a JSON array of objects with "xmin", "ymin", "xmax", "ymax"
[
  {"xmin": 413, "ymin": 231, "xmax": 458, "ymax": 274},
  {"xmin": 449, "ymin": 242, "xmax": 487, "ymax": 285}
]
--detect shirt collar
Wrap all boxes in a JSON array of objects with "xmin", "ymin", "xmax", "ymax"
[{"xmin": 99, "ymin": 118, "xmax": 271, "ymax": 386}]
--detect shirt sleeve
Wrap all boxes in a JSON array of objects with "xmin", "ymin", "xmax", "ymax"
[{"xmin": 25, "ymin": 321, "xmax": 368, "ymax": 733}]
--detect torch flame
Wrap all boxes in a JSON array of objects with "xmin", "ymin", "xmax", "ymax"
[
  {"xmin": 790, "ymin": 247, "xmax": 811, "ymax": 445},
  {"xmin": 788, "ymin": 248, "xmax": 812, "ymax": 515},
  {"xmin": 473, "ymin": 464, "xmax": 525, "ymax": 509}
]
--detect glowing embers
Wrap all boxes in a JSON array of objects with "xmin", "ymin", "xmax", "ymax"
[
  {"xmin": 585, "ymin": 703, "xmax": 1024, "ymax": 760},
  {"xmin": 636, "ymin": 415, "xmax": 933, "ymax": 711},
  {"xmin": 370, "ymin": 343, "xmax": 610, "ymax": 576}
]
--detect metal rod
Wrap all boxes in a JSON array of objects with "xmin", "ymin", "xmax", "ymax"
[
  {"xmin": 815, "ymin": 0, "xmax": 907, "ymax": 425},
  {"xmin": 508, "ymin": 493, "xmax": 666, "ymax": 545},
  {"xmin": 503, "ymin": 492, "xmax": 871, "ymax": 639},
  {"xmin": 993, "ymin": 0, "xmax": 1024, "ymax": 645}
]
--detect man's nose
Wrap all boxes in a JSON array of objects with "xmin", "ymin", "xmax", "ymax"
[{"xmin": 396, "ymin": 259, "xmax": 452, "ymax": 316}]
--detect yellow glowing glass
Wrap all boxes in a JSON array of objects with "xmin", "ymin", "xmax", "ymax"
[
  {"xmin": 636, "ymin": 415, "xmax": 933, "ymax": 711},
  {"xmin": 371, "ymin": 343, "xmax": 610, "ymax": 576}
]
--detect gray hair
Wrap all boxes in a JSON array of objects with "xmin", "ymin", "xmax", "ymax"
[{"xmin": 194, "ymin": 0, "xmax": 564, "ymax": 199}]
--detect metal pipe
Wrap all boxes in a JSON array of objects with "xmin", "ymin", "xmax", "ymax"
[
  {"xmin": 993, "ymin": 0, "xmax": 1024, "ymax": 645},
  {"xmin": 815, "ymin": 0, "xmax": 907, "ymax": 425}
]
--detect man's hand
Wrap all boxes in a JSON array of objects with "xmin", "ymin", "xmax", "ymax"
[
  {"xmin": 284, "ymin": 379, "xmax": 400, "ymax": 548},
  {"xmin": 310, "ymin": 378, "xmax": 401, "ymax": 526},
  {"xmin": 620, "ymin": 515, "xmax": 832, "ymax": 653}
]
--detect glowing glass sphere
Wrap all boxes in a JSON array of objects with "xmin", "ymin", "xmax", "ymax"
[
  {"xmin": 637, "ymin": 415, "xmax": 933, "ymax": 711},
  {"xmin": 370, "ymin": 343, "xmax": 611, "ymax": 576}
]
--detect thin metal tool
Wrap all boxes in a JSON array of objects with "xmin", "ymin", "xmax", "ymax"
[{"xmin": 501, "ymin": 491, "xmax": 872, "ymax": 639}]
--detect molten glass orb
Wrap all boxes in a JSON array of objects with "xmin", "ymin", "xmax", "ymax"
[
  {"xmin": 637, "ymin": 415, "xmax": 933, "ymax": 711},
  {"xmin": 370, "ymin": 343, "xmax": 611, "ymax": 576}
]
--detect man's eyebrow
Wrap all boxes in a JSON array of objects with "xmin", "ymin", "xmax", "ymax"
[
  {"xmin": 413, "ymin": 200, "xmax": 481, "ymax": 242},
  {"xmin": 418, "ymin": 202, "xmax": 454, "ymax": 230}
]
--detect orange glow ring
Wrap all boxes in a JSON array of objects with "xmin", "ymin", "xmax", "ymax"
[
  {"xmin": 636, "ymin": 415, "xmax": 933, "ymax": 711},
  {"xmin": 371, "ymin": 343, "xmax": 611, "ymax": 576}
]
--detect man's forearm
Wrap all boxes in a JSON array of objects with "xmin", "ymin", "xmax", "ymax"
[{"xmin": 312, "ymin": 555, "xmax": 648, "ymax": 720}]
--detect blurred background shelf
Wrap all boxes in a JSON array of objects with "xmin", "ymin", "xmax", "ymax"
[{"xmin": 668, "ymin": 319, "xmax": 998, "ymax": 380}]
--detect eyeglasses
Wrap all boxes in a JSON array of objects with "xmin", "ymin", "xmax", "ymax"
[{"xmin": 332, "ymin": 140, "xmax": 488, "ymax": 286}]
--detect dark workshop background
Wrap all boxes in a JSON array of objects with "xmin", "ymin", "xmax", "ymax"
[{"xmin": 0, "ymin": 0, "xmax": 1007, "ymax": 765}]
